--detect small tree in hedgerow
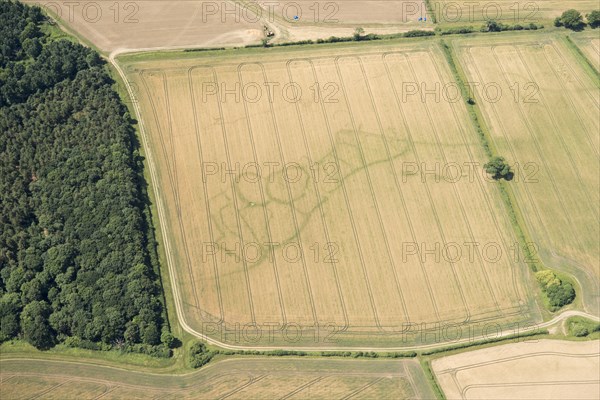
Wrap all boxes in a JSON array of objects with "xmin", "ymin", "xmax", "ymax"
[
  {"xmin": 554, "ymin": 9, "xmax": 585, "ymax": 31},
  {"xmin": 353, "ymin": 27, "xmax": 364, "ymax": 41},
  {"xmin": 587, "ymin": 10, "xmax": 600, "ymax": 28},
  {"xmin": 484, "ymin": 156, "xmax": 512, "ymax": 180}
]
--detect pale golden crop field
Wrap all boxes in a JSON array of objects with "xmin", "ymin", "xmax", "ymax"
[
  {"xmin": 433, "ymin": 339, "xmax": 600, "ymax": 399},
  {"xmin": 452, "ymin": 33, "xmax": 600, "ymax": 314},
  {"xmin": 249, "ymin": 0, "xmax": 431, "ymax": 26},
  {"xmin": 24, "ymin": 0, "xmax": 264, "ymax": 52},
  {"xmin": 0, "ymin": 357, "xmax": 434, "ymax": 399},
  {"xmin": 432, "ymin": 1, "xmax": 599, "ymax": 24},
  {"xmin": 122, "ymin": 39, "xmax": 539, "ymax": 347}
]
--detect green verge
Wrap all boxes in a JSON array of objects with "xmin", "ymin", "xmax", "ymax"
[
  {"xmin": 39, "ymin": 5, "xmax": 104, "ymax": 55},
  {"xmin": 0, "ymin": 340, "xmax": 175, "ymax": 371},
  {"xmin": 420, "ymin": 359, "xmax": 446, "ymax": 399},
  {"xmin": 563, "ymin": 35, "xmax": 600, "ymax": 81},
  {"xmin": 565, "ymin": 316, "xmax": 600, "ymax": 339},
  {"xmin": 424, "ymin": 0, "xmax": 437, "ymax": 24},
  {"xmin": 419, "ymin": 329, "xmax": 548, "ymax": 356}
]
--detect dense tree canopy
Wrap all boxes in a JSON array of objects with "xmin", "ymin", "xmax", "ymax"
[
  {"xmin": 554, "ymin": 9, "xmax": 585, "ymax": 31},
  {"xmin": 587, "ymin": 10, "xmax": 600, "ymax": 28},
  {"xmin": 484, "ymin": 156, "xmax": 512, "ymax": 180},
  {"xmin": 0, "ymin": 1, "xmax": 171, "ymax": 355},
  {"xmin": 535, "ymin": 270, "xmax": 576, "ymax": 311}
]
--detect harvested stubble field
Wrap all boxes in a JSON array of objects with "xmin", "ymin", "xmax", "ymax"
[
  {"xmin": 122, "ymin": 39, "xmax": 539, "ymax": 347},
  {"xmin": 0, "ymin": 357, "xmax": 434, "ymax": 399},
  {"xmin": 432, "ymin": 339, "xmax": 600, "ymax": 399},
  {"xmin": 433, "ymin": 1, "xmax": 599, "ymax": 24},
  {"xmin": 24, "ymin": 0, "xmax": 264, "ymax": 52},
  {"xmin": 248, "ymin": 0, "xmax": 431, "ymax": 26},
  {"xmin": 451, "ymin": 33, "xmax": 600, "ymax": 314}
]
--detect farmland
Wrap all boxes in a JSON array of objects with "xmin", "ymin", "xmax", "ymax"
[
  {"xmin": 433, "ymin": 1, "xmax": 599, "ymax": 24},
  {"xmin": 121, "ymin": 38, "xmax": 539, "ymax": 347},
  {"xmin": 24, "ymin": 1, "xmax": 433, "ymax": 53},
  {"xmin": 432, "ymin": 339, "xmax": 600, "ymax": 399},
  {"xmin": 570, "ymin": 31, "xmax": 600, "ymax": 72},
  {"xmin": 249, "ymin": 0, "xmax": 431, "ymax": 26},
  {"xmin": 0, "ymin": 357, "xmax": 434, "ymax": 399},
  {"xmin": 451, "ymin": 33, "xmax": 600, "ymax": 315},
  {"xmin": 24, "ymin": 0, "xmax": 264, "ymax": 52}
]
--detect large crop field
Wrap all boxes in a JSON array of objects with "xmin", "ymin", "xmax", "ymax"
[
  {"xmin": 433, "ymin": 339, "xmax": 600, "ymax": 399},
  {"xmin": 0, "ymin": 357, "xmax": 434, "ymax": 399},
  {"xmin": 451, "ymin": 33, "xmax": 600, "ymax": 314},
  {"xmin": 433, "ymin": 1, "xmax": 599, "ymax": 24},
  {"xmin": 122, "ymin": 38, "xmax": 540, "ymax": 347},
  {"xmin": 25, "ymin": 1, "xmax": 264, "ymax": 52},
  {"xmin": 250, "ymin": 0, "xmax": 431, "ymax": 26}
]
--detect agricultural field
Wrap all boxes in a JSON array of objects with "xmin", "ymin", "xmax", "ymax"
[
  {"xmin": 451, "ymin": 33, "xmax": 600, "ymax": 315},
  {"xmin": 24, "ymin": 0, "xmax": 264, "ymax": 52},
  {"xmin": 247, "ymin": 0, "xmax": 434, "ymax": 42},
  {"xmin": 570, "ymin": 31, "xmax": 600, "ymax": 72},
  {"xmin": 0, "ymin": 357, "xmax": 434, "ymax": 399},
  {"xmin": 250, "ymin": 0, "xmax": 431, "ymax": 26},
  {"xmin": 433, "ymin": 1, "xmax": 599, "ymax": 24},
  {"xmin": 121, "ymin": 38, "xmax": 540, "ymax": 347},
  {"xmin": 23, "ymin": 1, "xmax": 433, "ymax": 53},
  {"xmin": 432, "ymin": 339, "xmax": 600, "ymax": 399}
]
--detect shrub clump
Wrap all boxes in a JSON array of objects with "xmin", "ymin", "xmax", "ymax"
[
  {"xmin": 554, "ymin": 9, "xmax": 585, "ymax": 30},
  {"xmin": 189, "ymin": 342, "xmax": 215, "ymax": 368},
  {"xmin": 586, "ymin": 10, "xmax": 600, "ymax": 28},
  {"xmin": 484, "ymin": 156, "xmax": 513, "ymax": 180},
  {"xmin": 535, "ymin": 270, "xmax": 576, "ymax": 311}
]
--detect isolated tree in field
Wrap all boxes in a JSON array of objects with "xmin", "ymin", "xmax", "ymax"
[
  {"xmin": 587, "ymin": 10, "xmax": 600, "ymax": 28},
  {"xmin": 484, "ymin": 156, "xmax": 512, "ymax": 180},
  {"xmin": 554, "ymin": 9, "xmax": 585, "ymax": 30}
]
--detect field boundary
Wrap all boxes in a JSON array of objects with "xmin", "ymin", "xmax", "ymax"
[{"xmin": 565, "ymin": 36, "xmax": 600, "ymax": 78}]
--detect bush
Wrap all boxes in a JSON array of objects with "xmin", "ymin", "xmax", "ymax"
[
  {"xmin": 554, "ymin": 17, "xmax": 563, "ymax": 27},
  {"xmin": 572, "ymin": 325, "xmax": 589, "ymax": 337},
  {"xmin": 587, "ymin": 10, "xmax": 600, "ymax": 28},
  {"xmin": 546, "ymin": 281, "xmax": 575, "ymax": 308},
  {"xmin": 160, "ymin": 331, "xmax": 180, "ymax": 348},
  {"xmin": 485, "ymin": 20, "xmax": 503, "ymax": 32},
  {"xmin": 535, "ymin": 270, "xmax": 576, "ymax": 311},
  {"xmin": 556, "ymin": 9, "xmax": 585, "ymax": 30},
  {"xmin": 189, "ymin": 342, "xmax": 214, "ymax": 368},
  {"xmin": 404, "ymin": 30, "xmax": 436, "ymax": 37},
  {"xmin": 567, "ymin": 317, "xmax": 600, "ymax": 338},
  {"xmin": 484, "ymin": 156, "xmax": 512, "ymax": 180}
]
